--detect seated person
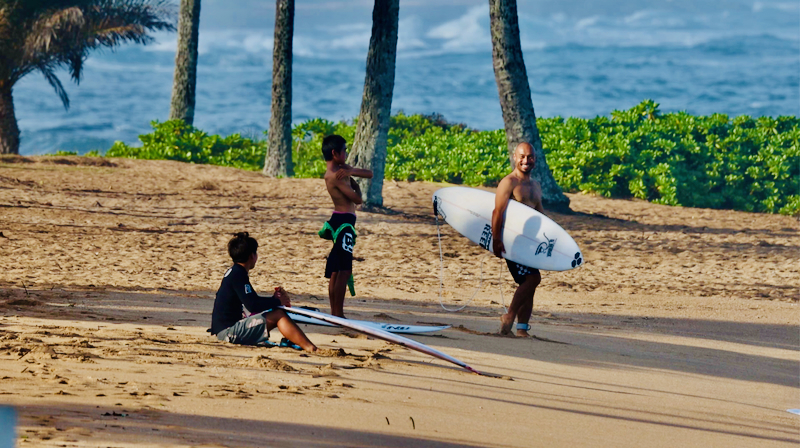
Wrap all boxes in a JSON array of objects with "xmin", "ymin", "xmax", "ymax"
[{"xmin": 210, "ymin": 232, "xmax": 316, "ymax": 351}]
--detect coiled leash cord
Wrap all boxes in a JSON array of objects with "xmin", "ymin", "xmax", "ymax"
[{"xmin": 435, "ymin": 214, "xmax": 508, "ymax": 313}]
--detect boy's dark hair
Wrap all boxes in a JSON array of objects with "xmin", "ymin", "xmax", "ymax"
[
  {"xmin": 228, "ymin": 232, "xmax": 258, "ymax": 263},
  {"xmin": 321, "ymin": 135, "xmax": 347, "ymax": 161}
]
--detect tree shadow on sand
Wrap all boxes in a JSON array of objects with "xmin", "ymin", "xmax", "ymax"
[{"xmin": 13, "ymin": 402, "xmax": 486, "ymax": 447}]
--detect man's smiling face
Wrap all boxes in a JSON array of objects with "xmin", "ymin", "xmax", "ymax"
[{"xmin": 515, "ymin": 143, "xmax": 535, "ymax": 174}]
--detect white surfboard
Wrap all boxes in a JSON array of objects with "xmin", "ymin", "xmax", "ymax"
[
  {"xmin": 282, "ymin": 307, "xmax": 484, "ymax": 375},
  {"xmin": 432, "ymin": 186, "xmax": 583, "ymax": 271},
  {"xmin": 289, "ymin": 310, "xmax": 449, "ymax": 334}
]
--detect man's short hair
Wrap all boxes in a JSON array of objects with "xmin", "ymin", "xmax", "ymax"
[
  {"xmin": 322, "ymin": 135, "xmax": 347, "ymax": 161},
  {"xmin": 228, "ymin": 232, "xmax": 258, "ymax": 263}
]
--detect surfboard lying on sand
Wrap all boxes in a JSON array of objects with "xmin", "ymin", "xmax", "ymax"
[
  {"xmin": 289, "ymin": 310, "xmax": 449, "ymax": 334},
  {"xmin": 432, "ymin": 186, "xmax": 583, "ymax": 271},
  {"xmin": 282, "ymin": 306, "xmax": 483, "ymax": 375}
]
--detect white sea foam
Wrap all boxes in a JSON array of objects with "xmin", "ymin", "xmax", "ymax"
[
  {"xmin": 753, "ymin": 1, "xmax": 800, "ymax": 12},
  {"xmin": 142, "ymin": 3, "xmax": 799, "ymax": 61},
  {"xmin": 427, "ymin": 5, "xmax": 489, "ymax": 52},
  {"xmin": 398, "ymin": 16, "xmax": 428, "ymax": 52}
]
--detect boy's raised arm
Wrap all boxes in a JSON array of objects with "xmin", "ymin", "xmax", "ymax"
[{"xmin": 335, "ymin": 164, "xmax": 373, "ymax": 180}]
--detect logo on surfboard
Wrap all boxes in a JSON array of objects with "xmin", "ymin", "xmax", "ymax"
[
  {"xmin": 535, "ymin": 233, "xmax": 557, "ymax": 257},
  {"xmin": 432, "ymin": 196, "xmax": 447, "ymax": 220},
  {"xmin": 479, "ymin": 224, "xmax": 492, "ymax": 250}
]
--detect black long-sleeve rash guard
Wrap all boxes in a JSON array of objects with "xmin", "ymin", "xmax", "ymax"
[{"xmin": 210, "ymin": 264, "xmax": 281, "ymax": 334}]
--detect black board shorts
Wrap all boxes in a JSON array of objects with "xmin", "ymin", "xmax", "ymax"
[
  {"xmin": 324, "ymin": 212, "xmax": 357, "ymax": 278},
  {"xmin": 506, "ymin": 259, "xmax": 539, "ymax": 284}
]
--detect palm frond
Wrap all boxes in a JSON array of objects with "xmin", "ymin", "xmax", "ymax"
[
  {"xmin": 10, "ymin": 0, "xmax": 175, "ymax": 92},
  {"xmin": 25, "ymin": 6, "xmax": 85, "ymax": 56},
  {"xmin": 0, "ymin": 0, "xmax": 174, "ymax": 111},
  {"xmin": 39, "ymin": 64, "xmax": 70, "ymax": 109}
]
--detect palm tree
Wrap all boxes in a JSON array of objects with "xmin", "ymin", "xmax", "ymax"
[
  {"xmin": 346, "ymin": 0, "xmax": 399, "ymax": 207},
  {"xmin": 169, "ymin": 0, "xmax": 200, "ymax": 125},
  {"xmin": 489, "ymin": 0, "xmax": 569, "ymax": 210},
  {"xmin": 263, "ymin": 0, "xmax": 294, "ymax": 177},
  {"xmin": 0, "ymin": 0, "xmax": 174, "ymax": 155}
]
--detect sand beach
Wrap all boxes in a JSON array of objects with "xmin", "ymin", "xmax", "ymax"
[{"xmin": 0, "ymin": 156, "xmax": 797, "ymax": 447}]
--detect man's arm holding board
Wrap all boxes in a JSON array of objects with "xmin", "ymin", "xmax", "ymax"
[{"xmin": 491, "ymin": 177, "xmax": 514, "ymax": 258}]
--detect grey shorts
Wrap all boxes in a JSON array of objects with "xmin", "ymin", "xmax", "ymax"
[{"xmin": 216, "ymin": 310, "xmax": 275, "ymax": 346}]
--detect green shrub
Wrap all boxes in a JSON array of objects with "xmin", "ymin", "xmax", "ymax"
[
  {"xmin": 102, "ymin": 102, "xmax": 798, "ymax": 215},
  {"xmin": 539, "ymin": 100, "xmax": 799, "ymax": 214},
  {"xmin": 107, "ymin": 120, "xmax": 266, "ymax": 171},
  {"xmin": 291, "ymin": 118, "xmax": 356, "ymax": 178}
]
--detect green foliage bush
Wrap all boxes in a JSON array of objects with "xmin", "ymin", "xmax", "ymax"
[
  {"xmin": 102, "ymin": 101, "xmax": 799, "ymax": 215},
  {"xmin": 539, "ymin": 100, "xmax": 799, "ymax": 215},
  {"xmin": 106, "ymin": 120, "xmax": 266, "ymax": 171}
]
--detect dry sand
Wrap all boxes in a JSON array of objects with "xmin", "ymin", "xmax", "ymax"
[{"xmin": 0, "ymin": 155, "xmax": 797, "ymax": 447}]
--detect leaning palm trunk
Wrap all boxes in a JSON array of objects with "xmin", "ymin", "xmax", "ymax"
[
  {"xmin": 346, "ymin": 0, "xmax": 400, "ymax": 207},
  {"xmin": 0, "ymin": 83, "xmax": 20, "ymax": 154},
  {"xmin": 169, "ymin": 0, "xmax": 201, "ymax": 125},
  {"xmin": 489, "ymin": 0, "xmax": 569, "ymax": 210},
  {"xmin": 263, "ymin": 0, "xmax": 294, "ymax": 177}
]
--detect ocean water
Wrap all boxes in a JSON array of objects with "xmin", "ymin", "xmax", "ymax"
[{"xmin": 14, "ymin": 0, "xmax": 800, "ymax": 155}]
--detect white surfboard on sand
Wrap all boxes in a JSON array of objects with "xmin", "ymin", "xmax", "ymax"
[
  {"xmin": 289, "ymin": 310, "xmax": 449, "ymax": 334},
  {"xmin": 282, "ymin": 307, "xmax": 484, "ymax": 375},
  {"xmin": 432, "ymin": 186, "xmax": 583, "ymax": 271}
]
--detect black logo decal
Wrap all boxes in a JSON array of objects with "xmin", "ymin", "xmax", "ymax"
[
  {"xmin": 535, "ymin": 233, "xmax": 557, "ymax": 257},
  {"xmin": 342, "ymin": 233, "xmax": 354, "ymax": 253},
  {"xmin": 479, "ymin": 224, "xmax": 492, "ymax": 250},
  {"xmin": 381, "ymin": 325, "xmax": 411, "ymax": 331},
  {"xmin": 571, "ymin": 252, "xmax": 583, "ymax": 268}
]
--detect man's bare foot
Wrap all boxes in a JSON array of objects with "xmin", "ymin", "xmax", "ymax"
[
  {"xmin": 499, "ymin": 314, "xmax": 514, "ymax": 336},
  {"xmin": 515, "ymin": 322, "xmax": 531, "ymax": 338}
]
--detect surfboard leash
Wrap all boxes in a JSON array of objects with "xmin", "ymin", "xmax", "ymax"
[
  {"xmin": 435, "ymin": 214, "xmax": 510, "ymax": 314},
  {"xmin": 435, "ymin": 214, "xmax": 485, "ymax": 312}
]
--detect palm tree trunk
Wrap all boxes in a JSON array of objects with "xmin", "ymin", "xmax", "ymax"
[
  {"xmin": 0, "ymin": 82, "xmax": 20, "ymax": 155},
  {"xmin": 346, "ymin": 0, "xmax": 400, "ymax": 207},
  {"xmin": 169, "ymin": 0, "xmax": 201, "ymax": 125},
  {"xmin": 489, "ymin": 0, "xmax": 569, "ymax": 210},
  {"xmin": 263, "ymin": 0, "xmax": 295, "ymax": 177}
]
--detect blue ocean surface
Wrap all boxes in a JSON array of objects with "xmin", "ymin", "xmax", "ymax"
[{"xmin": 14, "ymin": 0, "xmax": 800, "ymax": 155}]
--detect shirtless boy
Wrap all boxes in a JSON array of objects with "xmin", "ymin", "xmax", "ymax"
[
  {"xmin": 211, "ymin": 232, "xmax": 317, "ymax": 351},
  {"xmin": 320, "ymin": 135, "xmax": 373, "ymax": 318},
  {"xmin": 492, "ymin": 143, "xmax": 544, "ymax": 337}
]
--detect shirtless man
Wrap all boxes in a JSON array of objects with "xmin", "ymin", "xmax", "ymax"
[
  {"xmin": 492, "ymin": 142, "xmax": 544, "ymax": 337},
  {"xmin": 320, "ymin": 135, "xmax": 373, "ymax": 318}
]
